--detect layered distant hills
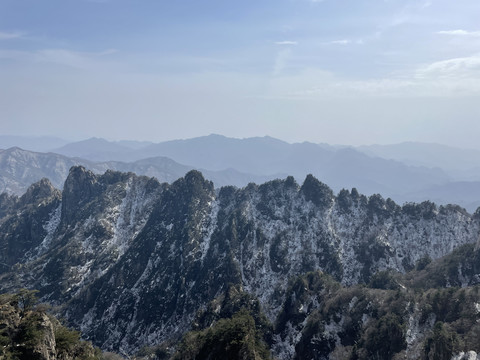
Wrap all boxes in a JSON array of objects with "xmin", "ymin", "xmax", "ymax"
[
  {"xmin": 0, "ymin": 146, "xmax": 277, "ymax": 195},
  {"xmin": 1, "ymin": 134, "xmax": 480, "ymax": 211},
  {"xmin": 2, "ymin": 136, "xmax": 480, "ymax": 358}
]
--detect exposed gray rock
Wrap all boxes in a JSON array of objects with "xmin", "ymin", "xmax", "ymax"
[{"xmin": 1, "ymin": 168, "xmax": 480, "ymax": 356}]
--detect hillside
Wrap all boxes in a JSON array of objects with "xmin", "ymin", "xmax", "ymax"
[
  {"xmin": 0, "ymin": 167, "xmax": 480, "ymax": 358},
  {"xmin": 0, "ymin": 290, "xmax": 102, "ymax": 360}
]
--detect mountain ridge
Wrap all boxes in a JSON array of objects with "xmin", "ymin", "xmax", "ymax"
[
  {"xmin": 4, "ymin": 135, "xmax": 475, "ymax": 210},
  {"xmin": 1, "ymin": 167, "xmax": 479, "ymax": 358},
  {"xmin": 0, "ymin": 146, "xmax": 281, "ymax": 196}
]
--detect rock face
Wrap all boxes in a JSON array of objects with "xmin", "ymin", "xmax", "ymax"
[
  {"xmin": 0, "ymin": 178, "xmax": 61, "ymax": 273},
  {"xmin": 0, "ymin": 292, "xmax": 100, "ymax": 360},
  {"xmin": 1, "ymin": 167, "xmax": 480, "ymax": 357},
  {"xmin": 0, "ymin": 302, "xmax": 56, "ymax": 360}
]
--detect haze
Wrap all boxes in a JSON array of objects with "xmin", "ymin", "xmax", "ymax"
[{"xmin": 1, "ymin": 0, "xmax": 479, "ymax": 149}]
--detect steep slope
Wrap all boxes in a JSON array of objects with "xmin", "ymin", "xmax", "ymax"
[
  {"xmin": 0, "ymin": 178, "xmax": 62, "ymax": 273},
  {"xmin": 0, "ymin": 167, "xmax": 164, "ymax": 307},
  {"xmin": 147, "ymin": 262, "xmax": 480, "ymax": 360},
  {"xmin": 65, "ymin": 170, "xmax": 221, "ymax": 351},
  {"xmin": 174, "ymin": 249, "xmax": 480, "ymax": 360},
  {"xmin": 271, "ymin": 271, "xmax": 480, "ymax": 360},
  {"xmin": 171, "ymin": 285, "xmax": 273, "ymax": 360},
  {"xmin": 0, "ymin": 168, "xmax": 479, "ymax": 356}
]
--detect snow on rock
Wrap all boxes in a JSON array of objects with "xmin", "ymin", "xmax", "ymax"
[
  {"xmin": 24, "ymin": 204, "xmax": 62, "ymax": 260},
  {"xmin": 219, "ymin": 181, "xmax": 480, "ymax": 324},
  {"xmin": 405, "ymin": 304, "xmax": 436, "ymax": 360},
  {"xmin": 452, "ymin": 351, "xmax": 480, "ymax": 360},
  {"xmin": 199, "ymin": 199, "xmax": 219, "ymax": 261},
  {"xmin": 4, "ymin": 172, "xmax": 480, "ymax": 356}
]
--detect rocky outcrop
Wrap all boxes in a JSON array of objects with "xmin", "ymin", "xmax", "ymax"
[
  {"xmin": 0, "ymin": 178, "xmax": 61, "ymax": 273},
  {"xmin": 0, "ymin": 292, "xmax": 100, "ymax": 360},
  {"xmin": 0, "ymin": 167, "xmax": 165, "ymax": 305},
  {"xmin": 1, "ymin": 168, "xmax": 480, "ymax": 356}
]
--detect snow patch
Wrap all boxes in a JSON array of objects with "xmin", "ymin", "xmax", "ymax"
[
  {"xmin": 200, "ymin": 199, "xmax": 219, "ymax": 261},
  {"xmin": 452, "ymin": 351, "xmax": 480, "ymax": 360},
  {"xmin": 29, "ymin": 204, "xmax": 62, "ymax": 258},
  {"xmin": 474, "ymin": 303, "xmax": 480, "ymax": 314}
]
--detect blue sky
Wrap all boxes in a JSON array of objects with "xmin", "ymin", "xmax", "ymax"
[{"xmin": 1, "ymin": 0, "xmax": 480, "ymax": 148}]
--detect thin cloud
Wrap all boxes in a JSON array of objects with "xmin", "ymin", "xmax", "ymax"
[
  {"xmin": 0, "ymin": 31, "xmax": 23, "ymax": 40},
  {"xmin": 34, "ymin": 48, "xmax": 119, "ymax": 69},
  {"xmin": 328, "ymin": 39, "xmax": 351, "ymax": 45},
  {"xmin": 35, "ymin": 49, "xmax": 93, "ymax": 68},
  {"xmin": 383, "ymin": 1, "xmax": 433, "ymax": 30},
  {"xmin": 266, "ymin": 53, "xmax": 480, "ymax": 101},
  {"xmin": 0, "ymin": 48, "xmax": 118, "ymax": 69},
  {"xmin": 275, "ymin": 41, "xmax": 298, "ymax": 46},
  {"xmin": 323, "ymin": 39, "xmax": 363, "ymax": 45},
  {"xmin": 99, "ymin": 49, "xmax": 118, "ymax": 56},
  {"xmin": 437, "ymin": 30, "xmax": 480, "ymax": 37},
  {"xmin": 416, "ymin": 54, "xmax": 480, "ymax": 79}
]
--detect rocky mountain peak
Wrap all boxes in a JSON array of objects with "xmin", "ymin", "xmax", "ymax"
[
  {"xmin": 1, "ymin": 167, "xmax": 480, "ymax": 358},
  {"xmin": 177, "ymin": 170, "xmax": 215, "ymax": 196},
  {"xmin": 300, "ymin": 173, "xmax": 334, "ymax": 209},
  {"xmin": 63, "ymin": 166, "xmax": 98, "ymax": 196},
  {"xmin": 61, "ymin": 166, "xmax": 100, "ymax": 225},
  {"xmin": 18, "ymin": 178, "xmax": 60, "ymax": 208}
]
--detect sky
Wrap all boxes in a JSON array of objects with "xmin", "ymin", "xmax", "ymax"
[{"xmin": 1, "ymin": 0, "xmax": 480, "ymax": 148}]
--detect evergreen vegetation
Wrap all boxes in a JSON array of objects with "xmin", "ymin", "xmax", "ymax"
[
  {"xmin": 0, "ymin": 290, "xmax": 103, "ymax": 360},
  {"xmin": 2, "ymin": 170, "xmax": 480, "ymax": 359},
  {"xmin": 173, "ymin": 309, "xmax": 271, "ymax": 360}
]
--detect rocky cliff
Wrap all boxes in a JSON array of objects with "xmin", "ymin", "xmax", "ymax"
[
  {"xmin": 1, "ymin": 167, "xmax": 480, "ymax": 358},
  {"xmin": 0, "ymin": 291, "xmax": 100, "ymax": 360}
]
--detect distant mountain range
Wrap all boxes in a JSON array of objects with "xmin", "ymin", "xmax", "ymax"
[
  {"xmin": 2, "ymin": 134, "xmax": 480, "ymax": 211},
  {"xmin": 53, "ymin": 137, "xmax": 153, "ymax": 161},
  {"xmin": 53, "ymin": 134, "xmax": 452, "ymax": 196},
  {"xmin": 358, "ymin": 142, "xmax": 480, "ymax": 172},
  {"xmin": 404, "ymin": 181, "xmax": 480, "ymax": 213},
  {"xmin": 0, "ymin": 146, "xmax": 277, "ymax": 195},
  {"xmin": 0, "ymin": 135, "xmax": 70, "ymax": 153}
]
